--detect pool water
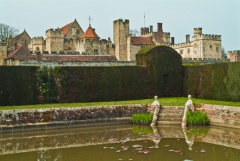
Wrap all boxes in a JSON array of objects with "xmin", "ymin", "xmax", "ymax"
[{"xmin": 0, "ymin": 124, "xmax": 239, "ymax": 161}]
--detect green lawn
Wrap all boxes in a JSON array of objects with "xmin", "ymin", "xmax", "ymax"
[{"xmin": 0, "ymin": 97, "xmax": 240, "ymax": 110}]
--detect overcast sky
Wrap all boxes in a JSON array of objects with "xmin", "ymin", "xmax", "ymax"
[{"xmin": 1, "ymin": 0, "xmax": 239, "ymax": 52}]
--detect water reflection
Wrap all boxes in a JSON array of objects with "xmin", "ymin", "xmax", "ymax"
[
  {"xmin": 183, "ymin": 126, "xmax": 194, "ymax": 150},
  {"xmin": 0, "ymin": 125, "xmax": 240, "ymax": 161}
]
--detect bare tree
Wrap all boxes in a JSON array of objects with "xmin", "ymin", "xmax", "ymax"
[
  {"xmin": 0, "ymin": 23, "xmax": 19, "ymax": 42},
  {"xmin": 130, "ymin": 29, "xmax": 139, "ymax": 36},
  {"xmin": 221, "ymin": 47, "xmax": 227, "ymax": 60}
]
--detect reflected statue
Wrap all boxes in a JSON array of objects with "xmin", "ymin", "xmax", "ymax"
[
  {"xmin": 150, "ymin": 96, "xmax": 160, "ymax": 127},
  {"xmin": 182, "ymin": 126, "xmax": 194, "ymax": 150},
  {"xmin": 151, "ymin": 126, "xmax": 161, "ymax": 148}
]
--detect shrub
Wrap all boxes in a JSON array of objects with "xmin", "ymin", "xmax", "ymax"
[
  {"xmin": 187, "ymin": 111, "xmax": 210, "ymax": 125},
  {"xmin": 131, "ymin": 113, "xmax": 153, "ymax": 124}
]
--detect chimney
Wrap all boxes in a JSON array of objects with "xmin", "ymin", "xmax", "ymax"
[
  {"xmin": 171, "ymin": 37, "xmax": 175, "ymax": 45},
  {"xmin": 140, "ymin": 27, "xmax": 144, "ymax": 35},
  {"xmin": 146, "ymin": 27, "xmax": 149, "ymax": 34},
  {"xmin": 186, "ymin": 34, "xmax": 190, "ymax": 43},
  {"xmin": 150, "ymin": 25, "xmax": 153, "ymax": 33},
  {"xmin": 157, "ymin": 23, "xmax": 162, "ymax": 32},
  {"xmin": 144, "ymin": 27, "xmax": 147, "ymax": 34}
]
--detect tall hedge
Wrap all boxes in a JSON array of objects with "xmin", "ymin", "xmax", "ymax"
[
  {"xmin": 183, "ymin": 62, "xmax": 240, "ymax": 101},
  {"xmin": 55, "ymin": 66, "xmax": 152, "ymax": 102},
  {"xmin": 0, "ymin": 66, "xmax": 38, "ymax": 105},
  {"xmin": 136, "ymin": 45, "xmax": 183, "ymax": 97}
]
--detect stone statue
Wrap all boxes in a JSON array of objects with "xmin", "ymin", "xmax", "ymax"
[
  {"xmin": 182, "ymin": 95, "xmax": 193, "ymax": 127},
  {"xmin": 150, "ymin": 96, "xmax": 160, "ymax": 127}
]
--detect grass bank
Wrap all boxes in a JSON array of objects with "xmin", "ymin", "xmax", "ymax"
[{"xmin": 0, "ymin": 97, "xmax": 240, "ymax": 110}]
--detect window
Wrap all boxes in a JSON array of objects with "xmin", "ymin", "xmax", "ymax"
[
  {"xmin": 210, "ymin": 45, "xmax": 212, "ymax": 48},
  {"xmin": 216, "ymin": 47, "xmax": 219, "ymax": 52},
  {"xmin": 187, "ymin": 48, "xmax": 190, "ymax": 54},
  {"xmin": 180, "ymin": 50, "xmax": 183, "ymax": 54},
  {"xmin": 94, "ymin": 49, "xmax": 99, "ymax": 53},
  {"xmin": 203, "ymin": 47, "xmax": 205, "ymax": 52}
]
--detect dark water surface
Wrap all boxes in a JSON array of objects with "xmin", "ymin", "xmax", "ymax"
[{"xmin": 0, "ymin": 124, "xmax": 239, "ymax": 161}]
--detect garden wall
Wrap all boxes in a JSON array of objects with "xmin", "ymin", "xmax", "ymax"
[{"xmin": 0, "ymin": 104, "xmax": 148, "ymax": 128}]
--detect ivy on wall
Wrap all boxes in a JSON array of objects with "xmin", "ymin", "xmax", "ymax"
[{"xmin": 37, "ymin": 66, "xmax": 58, "ymax": 103}]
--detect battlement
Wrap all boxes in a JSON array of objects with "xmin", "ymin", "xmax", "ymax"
[
  {"xmin": 163, "ymin": 32, "xmax": 170, "ymax": 37},
  {"xmin": 171, "ymin": 42, "xmax": 192, "ymax": 48},
  {"xmin": 194, "ymin": 28, "xmax": 202, "ymax": 34},
  {"xmin": 228, "ymin": 50, "xmax": 240, "ymax": 55},
  {"xmin": 100, "ymin": 39, "xmax": 108, "ymax": 44},
  {"xmin": 32, "ymin": 37, "xmax": 44, "ymax": 45},
  {"xmin": 46, "ymin": 28, "xmax": 64, "ymax": 38},
  {"xmin": 113, "ymin": 19, "xmax": 129, "ymax": 25},
  {"xmin": 199, "ymin": 34, "xmax": 221, "ymax": 40}
]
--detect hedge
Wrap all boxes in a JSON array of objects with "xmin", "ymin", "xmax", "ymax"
[
  {"xmin": 183, "ymin": 62, "xmax": 240, "ymax": 101},
  {"xmin": 0, "ymin": 66, "xmax": 38, "ymax": 105}
]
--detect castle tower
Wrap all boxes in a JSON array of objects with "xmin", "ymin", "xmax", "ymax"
[
  {"xmin": 45, "ymin": 28, "xmax": 64, "ymax": 54},
  {"xmin": 113, "ymin": 19, "xmax": 129, "ymax": 61},
  {"xmin": 194, "ymin": 28, "xmax": 202, "ymax": 35},
  {"xmin": 32, "ymin": 37, "xmax": 45, "ymax": 54}
]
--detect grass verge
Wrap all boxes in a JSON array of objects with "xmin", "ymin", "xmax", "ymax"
[{"xmin": 0, "ymin": 97, "xmax": 240, "ymax": 110}]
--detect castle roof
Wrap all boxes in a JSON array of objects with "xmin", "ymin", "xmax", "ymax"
[
  {"xmin": 5, "ymin": 45, "xmax": 34, "ymax": 61},
  {"xmin": 14, "ymin": 30, "xmax": 31, "ymax": 41},
  {"xmin": 37, "ymin": 55, "xmax": 117, "ymax": 62},
  {"xmin": 81, "ymin": 25, "xmax": 100, "ymax": 39},
  {"xmin": 5, "ymin": 47, "xmax": 117, "ymax": 62},
  {"xmin": 131, "ymin": 37, "xmax": 154, "ymax": 45},
  {"xmin": 60, "ymin": 22, "xmax": 74, "ymax": 35}
]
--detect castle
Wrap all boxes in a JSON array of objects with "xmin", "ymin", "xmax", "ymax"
[
  {"xmin": 113, "ymin": 19, "xmax": 222, "ymax": 61},
  {"xmin": 28, "ymin": 19, "xmax": 115, "ymax": 56},
  {"xmin": 0, "ymin": 18, "xmax": 223, "ymax": 66}
]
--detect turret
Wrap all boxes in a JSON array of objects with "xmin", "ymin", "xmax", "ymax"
[
  {"xmin": 113, "ymin": 19, "xmax": 129, "ymax": 61},
  {"xmin": 194, "ymin": 28, "xmax": 202, "ymax": 35},
  {"xmin": 186, "ymin": 34, "xmax": 190, "ymax": 43}
]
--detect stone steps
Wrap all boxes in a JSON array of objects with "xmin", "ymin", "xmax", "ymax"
[
  {"xmin": 156, "ymin": 106, "xmax": 184, "ymax": 125},
  {"xmin": 157, "ymin": 117, "xmax": 182, "ymax": 121}
]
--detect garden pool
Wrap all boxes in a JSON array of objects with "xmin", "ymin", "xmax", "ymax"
[{"xmin": 0, "ymin": 124, "xmax": 239, "ymax": 161}]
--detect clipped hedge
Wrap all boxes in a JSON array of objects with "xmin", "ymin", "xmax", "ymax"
[
  {"xmin": 183, "ymin": 62, "xmax": 240, "ymax": 101},
  {"xmin": 55, "ymin": 66, "xmax": 152, "ymax": 102},
  {"xmin": 0, "ymin": 66, "xmax": 38, "ymax": 105},
  {"xmin": 136, "ymin": 45, "xmax": 183, "ymax": 97}
]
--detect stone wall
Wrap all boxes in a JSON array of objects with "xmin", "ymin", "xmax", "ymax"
[
  {"xmin": 1, "ymin": 104, "xmax": 239, "ymax": 130},
  {"xmin": 156, "ymin": 104, "xmax": 240, "ymax": 129},
  {"xmin": 18, "ymin": 60, "xmax": 135, "ymax": 67},
  {"xmin": 0, "ymin": 43, "xmax": 7, "ymax": 65},
  {"xmin": 0, "ymin": 105, "xmax": 148, "ymax": 127},
  {"xmin": 198, "ymin": 104, "xmax": 240, "ymax": 128}
]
